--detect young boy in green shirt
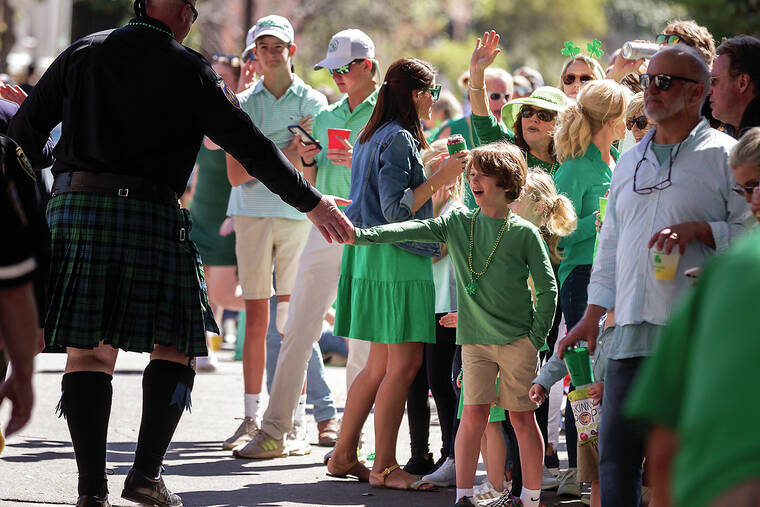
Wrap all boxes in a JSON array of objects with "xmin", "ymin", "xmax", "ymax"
[{"xmin": 346, "ymin": 143, "xmax": 557, "ymax": 507}]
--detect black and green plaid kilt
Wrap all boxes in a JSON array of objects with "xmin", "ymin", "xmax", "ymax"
[{"xmin": 45, "ymin": 193, "xmax": 218, "ymax": 356}]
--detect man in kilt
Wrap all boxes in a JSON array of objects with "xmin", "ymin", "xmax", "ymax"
[{"xmin": 8, "ymin": 1, "xmax": 353, "ymax": 506}]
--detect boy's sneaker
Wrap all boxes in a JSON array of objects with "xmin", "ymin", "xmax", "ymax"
[
  {"xmin": 421, "ymin": 457, "xmax": 456, "ymax": 487},
  {"xmin": 473, "ymin": 480, "xmax": 504, "ymax": 504},
  {"xmin": 556, "ymin": 467, "xmax": 581, "ymax": 497},
  {"xmin": 454, "ymin": 496, "xmax": 478, "ymax": 506},
  {"xmin": 233, "ymin": 429, "xmax": 287, "ymax": 459},
  {"xmin": 284, "ymin": 422, "xmax": 312, "ymax": 456},
  {"xmin": 541, "ymin": 465, "xmax": 559, "ymax": 490},
  {"xmin": 222, "ymin": 417, "xmax": 258, "ymax": 450},
  {"xmin": 486, "ymin": 496, "xmax": 545, "ymax": 507}
]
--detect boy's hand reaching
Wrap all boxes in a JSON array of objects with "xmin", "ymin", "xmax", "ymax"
[
  {"xmin": 588, "ymin": 382, "xmax": 604, "ymax": 406},
  {"xmin": 529, "ymin": 383, "xmax": 547, "ymax": 404}
]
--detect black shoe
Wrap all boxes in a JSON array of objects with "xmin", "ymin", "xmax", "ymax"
[
  {"xmin": 121, "ymin": 468, "xmax": 182, "ymax": 507},
  {"xmin": 403, "ymin": 452, "xmax": 435, "ymax": 475},
  {"xmin": 76, "ymin": 495, "xmax": 110, "ymax": 507}
]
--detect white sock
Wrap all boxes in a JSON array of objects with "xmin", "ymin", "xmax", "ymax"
[
  {"xmin": 456, "ymin": 488, "xmax": 474, "ymax": 500},
  {"xmin": 244, "ymin": 393, "xmax": 260, "ymax": 423},
  {"xmin": 294, "ymin": 394, "xmax": 307, "ymax": 426},
  {"xmin": 520, "ymin": 487, "xmax": 541, "ymax": 507}
]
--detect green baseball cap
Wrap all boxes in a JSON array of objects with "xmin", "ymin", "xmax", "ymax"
[{"xmin": 500, "ymin": 86, "xmax": 573, "ymax": 131}]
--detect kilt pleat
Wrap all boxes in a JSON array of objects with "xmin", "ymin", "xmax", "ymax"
[{"xmin": 45, "ymin": 193, "xmax": 218, "ymax": 356}]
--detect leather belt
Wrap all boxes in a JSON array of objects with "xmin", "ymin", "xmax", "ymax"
[{"xmin": 51, "ymin": 171, "xmax": 179, "ymax": 205}]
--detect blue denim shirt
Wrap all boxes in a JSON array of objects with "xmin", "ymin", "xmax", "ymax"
[{"xmin": 346, "ymin": 121, "xmax": 440, "ymax": 257}]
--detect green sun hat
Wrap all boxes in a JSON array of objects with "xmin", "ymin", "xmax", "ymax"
[{"xmin": 501, "ymin": 86, "xmax": 573, "ymax": 131}]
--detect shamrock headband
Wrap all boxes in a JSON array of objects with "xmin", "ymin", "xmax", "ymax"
[{"xmin": 561, "ymin": 39, "xmax": 606, "ymax": 80}]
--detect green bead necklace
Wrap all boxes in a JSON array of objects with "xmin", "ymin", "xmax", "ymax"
[
  {"xmin": 465, "ymin": 208, "xmax": 511, "ymax": 296},
  {"xmin": 126, "ymin": 21, "xmax": 174, "ymax": 38}
]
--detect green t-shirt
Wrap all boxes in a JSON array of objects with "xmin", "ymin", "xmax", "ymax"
[
  {"xmin": 313, "ymin": 89, "xmax": 378, "ymax": 199},
  {"xmin": 553, "ymin": 143, "xmax": 613, "ymax": 287},
  {"xmin": 651, "ymin": 142, "xmax": 679, "ymax": 167},
  {"xmin": 354, "ymin": 208, "xmax": 558, "ymax": 348},
  {"xmin": 625, "ymin": 230, "xmax": 760, "ymax": 507}
]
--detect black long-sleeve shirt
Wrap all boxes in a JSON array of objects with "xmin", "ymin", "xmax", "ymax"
[{"xmin": 8, "ymin": 16, "xmax": 320, "ymax": 211}]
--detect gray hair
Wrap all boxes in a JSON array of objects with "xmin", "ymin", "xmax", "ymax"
[
  {"xmin": 729, "ymin": 127, "xmax": 760, "ymax": 170},
  {"xmin": 656, "ymin": 43, "xmax": 711, "ymax": 103}
]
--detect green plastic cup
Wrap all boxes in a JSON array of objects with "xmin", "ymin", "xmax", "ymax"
[
  {"xmin": 599, "ymin": 197, "xmax": 608, "ymax": 222},
  {"xmin": 563, "ymin": 347, "xmax": 594, "ymax": 387}
]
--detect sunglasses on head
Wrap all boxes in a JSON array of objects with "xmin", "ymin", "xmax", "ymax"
[
  {"xmin": 562, "ymin": 74, "xmax": 594, "ymax": 86},
  {"xmin": 640, "ymin": 73, "xmax": 699, "ymax": 91},
  {"xmin": 489, "ymin": 92, "xmax": 510, "ymax": 101},
  {"xmin": 655, "ymin": 34, "xmax": 681, "ymax": 45},
  {"xmin": 732, "ymin": 181, "xmax": 760, "ymax": 197},
  {"xmin": 521, "ymin": 107, "xmax": 556, "ymax": 122},
  {"xmin": 183, "ymin": 0, "xmax": 198, "ymax": 22},
  {"xmin": 626, "ymin": 115, "xmax": 649, "ymax": 130},
  {"xmin": 329, "ymin": 60, "xmax": 365, "ymax": 75}
]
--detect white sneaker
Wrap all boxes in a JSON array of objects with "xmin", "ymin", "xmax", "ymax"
[
  {"xmin": 284, "ymin": 422, "xmax": 312, "ymax": 456},
  {"xmin": 557, "ymin": 467, "xmax": 581, "ymax": 497},
  {"xmin": 473, "ymin": 480, "xmax": 505, "ymax": 505},
  {"xmin": 541, "ymin": 465, "xmax": 559, "ymax": 490},
  {"xmin": 421, "ymin": 457, "xmax": 456, "ymax": 487},
  {"xmin": 195, "ymin": 353, "xmax": 217, "ymax": 373},
  {"xmin": 222, "ymin": 417, "xmax": 258, "ymax": 450}
]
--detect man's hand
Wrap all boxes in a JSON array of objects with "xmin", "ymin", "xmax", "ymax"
[
  {"xmin": 327, "ymin": 137, "xmax": 353, "ymax": 168},
  {"xmin": 0, "ymin": 370, "xmax": 33, "ymax": 437},
  {"xmin": 588, "ymin": 382, "xmax": 604, "ymax": 406},
  {"xmin": 529, "ymin": 383, "xmax": 547, "ymax": 404},
  {"xmin": 306, "ymin": 195, "xmax": 353, "ymax": 244},
  {"xmin": 0, "ymin": 83, "xmax": 28, "ymax": 106},
  {"xmin": 470, "ymin": 31, "xmax": 501, "ymax": 85},
  {"xmin": 557, "ymin": 305, "xmax": 606, "ymax": 358},
  {"xmin": 439, "ymin": 312, "xmax": 458, "ymax": 328},
  {"xmin": 648, "ymin": 221, "xmax": 714, "ymax": 255}
]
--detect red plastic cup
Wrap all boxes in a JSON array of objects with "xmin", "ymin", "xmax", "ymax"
[{"xmin": 328, "ymin": 128, "xmax": 352, "ymax": 150}]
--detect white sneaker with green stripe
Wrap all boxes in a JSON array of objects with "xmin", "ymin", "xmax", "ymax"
[{"xmin": 233, "ymin": 429, "xmax": 287, "ymax": 459}]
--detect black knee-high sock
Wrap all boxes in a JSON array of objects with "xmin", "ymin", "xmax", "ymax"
[
  {"xmin": 59, "ymin": 371, "xmax": 112, "ymax": 497},
  {"xmin": 133, "ymin": 360, "xmax": 195, "ymax": 478}
]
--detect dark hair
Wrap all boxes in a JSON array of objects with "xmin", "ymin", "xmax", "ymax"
[
  {"xmin": 717, "ymin": 35, "xmax": 760, "ymax": 95},
  {"xmin": 359, "ymin": 58, "xmax": 434, "ymax": 148},
  {"xmin": 467, "ymin": 142, "xmax": 527, "ymax": 202},
  {"xmin": 513, "ymin": 105, "xmax": 557, "ymax": 161}
]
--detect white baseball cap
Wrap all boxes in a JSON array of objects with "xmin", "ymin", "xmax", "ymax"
[
  {"xmin": 252, "ymin": 15, "xmax": 294, "ymax": 45},
  {"xmin": 242, "ymin": 26, "xmax": 257, "ymax": 56},
  {"xmin": 314, "ymin": 29, "xmax": 375, "ymax": 70}
]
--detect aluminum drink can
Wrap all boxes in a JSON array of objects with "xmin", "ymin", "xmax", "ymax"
[
  {"xmin": 447, "ymin": 134, "xmax": 467, "ymax": 155},
  {"xmin": 621, "ymin": 42, "xmax": 661, "ymax": 60}
]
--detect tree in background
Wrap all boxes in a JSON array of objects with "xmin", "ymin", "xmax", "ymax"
[{"xmin": 670, "ymin": 0, "xmax": 759, "ymax": 40}]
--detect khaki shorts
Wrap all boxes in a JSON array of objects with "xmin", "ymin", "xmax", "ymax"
[
  {"xmin": 234, "ymin": 216, "xmax": 311, "ymax": 299},
  {"xmin": 462, "ymin": 337, "xmax": 540, "ymax": 412},
  {"xmin": 578, "ymin": 440, "xmax": 599, "ymax": 483}
]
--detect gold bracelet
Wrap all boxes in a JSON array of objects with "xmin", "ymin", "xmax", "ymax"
[
  {"xmin": 430, "ymin": 183, "xmax": 436, "ymax": 193},
  {"xmin": 468, "ymin": 83, "xmax": 485, "ymax": 91}
]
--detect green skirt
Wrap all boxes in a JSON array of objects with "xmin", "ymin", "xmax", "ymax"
[{"xmin": 334, "ymin": 243, "xmax": 435, "ymax": 344}]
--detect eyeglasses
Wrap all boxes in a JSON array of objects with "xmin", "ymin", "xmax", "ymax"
[
  {"xmin": 521, "ymin": 107, "xmax": 557, "ymax": 122},
  {"xmin": 640, "ymin": 73, "xmax": 699, "ymax": 91},
  {"xmin": 732, "ymin": 181, "xmax": 760, "ymax": 197},
  {"xmin": 425, "ymin": 85, "xmax": 442, "ymax": 101},
  {"xmin": 626, "ymin": 115, "xmax": 649, "ymax": 130},
  {"xmin": 562, "ymin": 74, "xmax": 594, "ymax": 86},
  {"xmin": 489, "ymin": 92, "xmax": 510, "ymax": 101},
  {"xmin": 633, "ymin": 137, "xmax": 683, "ymax": 194},
  {"xmin": 329, "ymin": 60, "xmax": 362, "ymax": 75},
  {"xmin": 655, "ymin": 34, "xmax": 681, "ymax": 45},
  {"xmin": 184, "ymin": 0, "xmax": 198, "ymax": 23}
]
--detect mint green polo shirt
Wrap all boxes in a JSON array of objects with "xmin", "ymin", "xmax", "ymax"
[
  {"xmin": 312, "ymin": 89, "xmax": 378, "ymax": 199},
  {"xmin": 227, "ymin": 76, "xmax": 327, "ymax": 220}
]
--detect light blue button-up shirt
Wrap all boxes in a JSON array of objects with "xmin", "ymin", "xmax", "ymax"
[{"xmin": 588, "ymin": 119, "xmax": 749, "ymax": 359}]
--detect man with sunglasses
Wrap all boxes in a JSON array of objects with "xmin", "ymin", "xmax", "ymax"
[
  {"xmin": 709, "ymin": 36, "xmax": 760, "ymax": 139},
  {"xmin": 7, "ymin": 1, "xmax": 353, "ymax": 506},
  {"xmin": 557, "ymin": 44, "xmax": 748, "ymax": 507}
]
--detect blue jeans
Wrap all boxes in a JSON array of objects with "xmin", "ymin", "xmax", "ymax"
[
  {"xmin": 599, "ymin": 357, "xmax": 645, "ymax": 507},
  {"xmin": 265, "ymin": 298, "xmax": 337, "ymax": 423}
]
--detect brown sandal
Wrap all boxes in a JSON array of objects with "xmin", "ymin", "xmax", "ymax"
[
  {"xmin": 326, "ymin": 457, "xmax": 370, "ymax": 482},
  {"xmin": 369, "ymin": 464, "xmax": 435, "ymax": 491}
]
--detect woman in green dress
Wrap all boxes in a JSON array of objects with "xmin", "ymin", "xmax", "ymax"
[{"xmin": 327, "ymin": 58, "xmax": 467, "ymax": 490}]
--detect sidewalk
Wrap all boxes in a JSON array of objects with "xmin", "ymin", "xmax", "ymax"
[{"xmin": 0, "ymin": 349, "xmax": 581, "ymax": 506}]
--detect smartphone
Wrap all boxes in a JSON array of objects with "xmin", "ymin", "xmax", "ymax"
[{"xmin": 288, "ymin": 125, "xmax": 322, "ymax": 149}]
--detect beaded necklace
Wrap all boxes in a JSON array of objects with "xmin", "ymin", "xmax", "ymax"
[
  {"xmin": 465, "ymin": 208, "xmax": 511, "ymax": 296},
  {"xmin": 126, "ymin": 21, "xmax": 174, "ymax": 38}
]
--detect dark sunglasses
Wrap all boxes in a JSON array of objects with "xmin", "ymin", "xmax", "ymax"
[
  {"xmin": 655, "ymin": 34, "xmax": 681, "ymax": 45},
  {"xmin": 563, "ymin": 74, "xmax": 594, "ymax": 86},
  {"xmin": 640, "ymin": 73, "xmax": 699, "ymax": 91},
  {"xmin": 184, "ymin": 0, "xmax": 198, "ymax": 22},
  {"xmin": 329, "ymin": 60, "xmax": 362, "ymax": 75},
  {"xmin": 489, "ymin": 92, "xmax": 510, "ymax": 101},
  {"xmin": 521, "ymin": 107, "xmax": 557, "ymax": 122},
  {"xmin": 732, "ymin": 181, "xmax": 760, "ymax": 197},
  {"xmin": 626, "ymin": 115, "xmax": 649, "ymax": 130}
]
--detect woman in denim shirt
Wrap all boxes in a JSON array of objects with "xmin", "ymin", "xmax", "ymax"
[{"xmin": 328, "ymin": 58, "xmax": 468, "ymax": 490}]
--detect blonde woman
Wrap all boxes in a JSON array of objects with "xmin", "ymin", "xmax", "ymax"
[
  {"xmin": 559, "ymin": 54, "xmax": 606, "ymax": 99},
  {"xmin": 625, "ymin": 92, "xmax": 654, "ymax": 144}
]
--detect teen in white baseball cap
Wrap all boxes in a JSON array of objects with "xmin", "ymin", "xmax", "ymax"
[
  {"xmin": 252, "ymin": 15, "xmax": 294, "ymax": 45},
  {"xmin": 314, "ymin": 29, "xmax": 375, "ymax": 71}
]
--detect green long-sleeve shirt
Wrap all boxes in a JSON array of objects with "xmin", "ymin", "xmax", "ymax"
[{"xmin": 354, "ymin": 208, "xmax": 558, "ymax": 349}]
